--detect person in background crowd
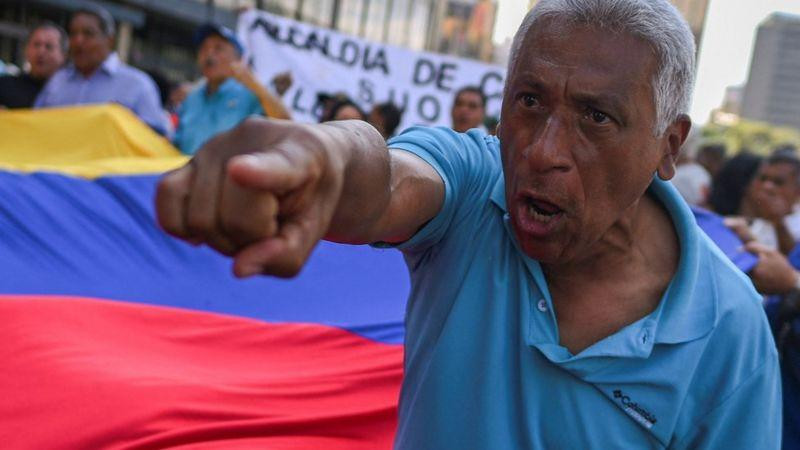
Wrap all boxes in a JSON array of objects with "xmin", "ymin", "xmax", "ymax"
[
  {"xmin": 174, "ymin": 23, "xmax": 291, "ymax": 155},
  {"xmin": 709, "ymin": 152, "xmax": 763, "ymax": 217},
  {"xmin": 746, "ymin": 152, "xmax": 800, "ymax": 254},
  {"xmin": 773, "ymin": 144, "xmax": 798, "ymax": 158},
  {"xmin": 316, "ymin": 92, "xmax": 350, "ymax": 122},
  {"xmin": 34, "ymin": 6, "xmax": 168, "ymax": 135},
  {"xmin": 368, "ymin": 102, "xmax": 403, "ymax": 139},
  {"xmin": 672, "ymin": 148, "xmax": 711, "ymax": 207},
  {"xmin": 0, "ymin": 22, "xmax": 66, "ymax": 109},
  {"xmin": 167, "ymin": 82, "xmax": 193, "ymax": 132},
  {"xmin": 700, "ymin": 176, "xmax": 800, "ymax": 449},
  {"xmin": 328, "ymin": 99, "xmax": 365, "ymax": 121},
  {"xmin": 483, "ymin": 115, "xmax": 499, "ymax": 135},
  {"xmin": 696, "ymin": 143, "xmax": 727, "ymax": 180},
  {"xmin": 157, "ymin": 0, "xmax": 781, "ymax": 447},
  {"xmin": 450, "ymin": 85, "xmax": 486, "ymax": 133},
  {"xmin": 672, "ymin": 161, "xmax": 710, "ymax": 207}
]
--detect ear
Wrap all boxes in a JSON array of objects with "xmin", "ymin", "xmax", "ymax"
[{"xmin": 656, "ymin": 114, "xmax": 691, "ymax": 181}]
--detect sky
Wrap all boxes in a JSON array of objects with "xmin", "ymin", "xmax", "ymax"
[{"xmin": 492, "ymin": 0, "xmax": 800, "ymax": 126}]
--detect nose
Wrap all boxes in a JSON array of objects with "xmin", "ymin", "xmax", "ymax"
[{"xmin": 525, "ymin": 114, "xmax": 573, "ymax": 174}]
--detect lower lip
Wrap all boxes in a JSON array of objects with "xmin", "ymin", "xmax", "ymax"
[{"xmin": 513, "ymin": 202, "xmax": 564, "ymax": 239}]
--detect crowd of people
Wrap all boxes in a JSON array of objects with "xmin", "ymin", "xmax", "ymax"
[
  {"xmin": 2, "ymin": 0, "xmax": 799, "ymax": 447},
  {"xmin": 0, "ymin": 4, "xmax": 499, "ymax": 155},
  {"xmin": 673, "ymin": 140, "xmax": 800, "ymax": 447}
]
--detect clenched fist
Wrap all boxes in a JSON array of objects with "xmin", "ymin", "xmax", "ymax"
[{"xmin": 156, "ymin": 118, "xmax": 349, "ymax": 278}]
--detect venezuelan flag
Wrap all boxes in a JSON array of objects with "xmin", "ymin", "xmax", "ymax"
[{"xmin": 0, "ymin": 105, "xmax": 407, "ymax": 449}]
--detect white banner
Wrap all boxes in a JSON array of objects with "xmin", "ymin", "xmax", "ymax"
[{"xmin": 237, "ymin": 10, "xmax": 506, "ymax": 132}]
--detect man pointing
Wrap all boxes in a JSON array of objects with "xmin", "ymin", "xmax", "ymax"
[{"xmin": 157, "ymin": 0, "xmax": 781, "ymax": 448}]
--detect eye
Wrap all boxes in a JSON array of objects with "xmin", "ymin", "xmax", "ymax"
[
  {"xmin": 584, "ymin": 107, "xmax": 612, "ymax": 125},
  {"xmin": 519, "ymin": 93, "xmax": 540, "ymax": 109}
]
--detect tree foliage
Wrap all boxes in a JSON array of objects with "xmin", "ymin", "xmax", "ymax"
[{"xmin": 701, "ymin": 119, "xmax": 800, "ymax": 155}]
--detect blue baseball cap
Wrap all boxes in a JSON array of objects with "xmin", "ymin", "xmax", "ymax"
[{"xmin": 194, "ymin": 23, "xmax": 244, "ymax": 55}]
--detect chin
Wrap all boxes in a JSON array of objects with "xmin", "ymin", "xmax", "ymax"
[
  {"xmin": 520, "ymin": 240, "xmax": 562, "ymax": 264},
  {"xmin": 510, "ymin": 224, "xmax": 560, "ymax": 264}
]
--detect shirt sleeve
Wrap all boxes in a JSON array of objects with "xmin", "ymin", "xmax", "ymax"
[
  {"xmin": 134, "ymin": 75, "xmax": 169, "ymax": 136},
  {"xmin": 670, "ymin": 356, "xmax": 782, "ymax": 450},
  {"xmin": 377, "ymin": 126, "xmax": 500, "ymax": 253}
]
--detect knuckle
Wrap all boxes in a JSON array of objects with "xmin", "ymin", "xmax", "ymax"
[{"xmin": 156, "ymin": 172, "xmax": 181, "ymax": 196}]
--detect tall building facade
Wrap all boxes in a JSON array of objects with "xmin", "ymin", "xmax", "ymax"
[{"xmin": 741, "ymin": 13, "xmax": 800, "ymax": 131}]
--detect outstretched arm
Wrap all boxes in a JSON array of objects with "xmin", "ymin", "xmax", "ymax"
[
  {"xmin": 156, "ymin": 118, "xmax": 443, "ymax": 278},
  {"xmin": 231, "ymin": 62, "xmax": 292, "ymax": 120}
]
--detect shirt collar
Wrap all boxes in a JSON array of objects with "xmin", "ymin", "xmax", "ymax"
[
  {"xmin": 492, "ymin": 174, "xmax": 716, "ymax": 355},
  {"xmin": 66, "ymin": 52, "xmax": 119, "ymax": 79},
  {"xmin": 203, "ymin": 78, "xmax": 239, "ymax": 97},
  {"xmin": 646, "ymin": 178, "xmax": 717, "ymax": 344},
  {"xmin": 490, "ymin": 175, "xmax": 506, "ymax": 211},
  {"xmin": 100, "ymin": 52, "xmax": 121, "ymax": 75}
]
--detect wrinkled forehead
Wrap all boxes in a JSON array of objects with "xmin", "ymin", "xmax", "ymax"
[
  {"xmin": 511, "ymin": 18, "xmax": 656, "ymax": 82},
  {"xmin": 507, "ymin": 18, "xmax": 658, "ymax": 106}
]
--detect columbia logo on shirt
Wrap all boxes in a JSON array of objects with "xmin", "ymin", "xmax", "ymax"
[{"xmin": 613, "ymin": 389, "xmax": 657, "ymax": 429}]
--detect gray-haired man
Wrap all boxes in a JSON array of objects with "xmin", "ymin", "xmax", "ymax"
[{"xmin": 157, "ymin": 0, "xmax": 781, "ymax": 448}]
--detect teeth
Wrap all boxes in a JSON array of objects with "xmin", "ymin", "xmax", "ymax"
[{"xmin": 527, "ymin": 204, "xmax": 556, "ymax": 223}]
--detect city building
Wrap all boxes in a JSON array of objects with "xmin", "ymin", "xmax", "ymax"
[
  {"xmin": 710, "ymin": 85, "xmax": 744, "ymax": 126},
  {"xmin": 741, "ymin": 12, "xmax": 800, "ymax": 131}
]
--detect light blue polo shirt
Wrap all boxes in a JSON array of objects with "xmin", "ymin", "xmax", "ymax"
[
  {"xmin": 387, "ymin": 127, "xmax": 782, "ymax": 449},
  {"xmin": 174, "ymin": 78, "xmax": 264, "ymax": 155}
]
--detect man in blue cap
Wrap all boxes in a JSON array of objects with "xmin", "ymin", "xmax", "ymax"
[{"xmin": 174, "ymin": 23, "xmax": 291, "ymax": 155}]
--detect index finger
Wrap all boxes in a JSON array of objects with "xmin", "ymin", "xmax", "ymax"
[{"xmin": 227, "ymin": 152, "xmax": 309, "ymax": 193}]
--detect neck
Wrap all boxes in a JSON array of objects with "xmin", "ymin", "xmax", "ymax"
[
  {"xmin": 77, "ymin": 66, "xmax": 98, "ymax": 77},
  {"xmin": 543, "ymin": 193, "xmax": 677, "ymax": 291},
  {"xmin": 206, "ymin": 78, "xmax": 226, "ymax": 95}
]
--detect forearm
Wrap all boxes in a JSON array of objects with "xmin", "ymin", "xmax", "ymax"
[
  {"xmin": 773, "ymin": 220, "xmax": 795, "ymax": 255},
  {"xmin": 319, "ymin": 120, "xmax": 393, "ymax": 243},
  {"xmin": 248, "ymin": 82, "xmax": 292, "ymax": 120}
]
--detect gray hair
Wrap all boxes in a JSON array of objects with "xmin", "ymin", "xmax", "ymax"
[{"xmin": 508, "ymin": 0, "xmax": 696, "ymax": 136}]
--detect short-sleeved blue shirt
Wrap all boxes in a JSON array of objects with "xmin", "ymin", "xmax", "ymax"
[
  {"xmin": 386, "ymin": 127, "xmax": 782, "ymax": 449},
  {"xmin": 173, "ymin": 78, "xmax": 264, "ymax": 155}
]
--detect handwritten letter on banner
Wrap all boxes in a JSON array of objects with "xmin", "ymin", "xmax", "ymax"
[{"xmin": 237, "ymin": 10, "xmax": 506, "ymax": 132}]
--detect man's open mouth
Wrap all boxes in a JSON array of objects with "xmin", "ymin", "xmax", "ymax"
[{"xmin": 525, "ymin": 197, "xmax": 562, "ymax": 223}]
